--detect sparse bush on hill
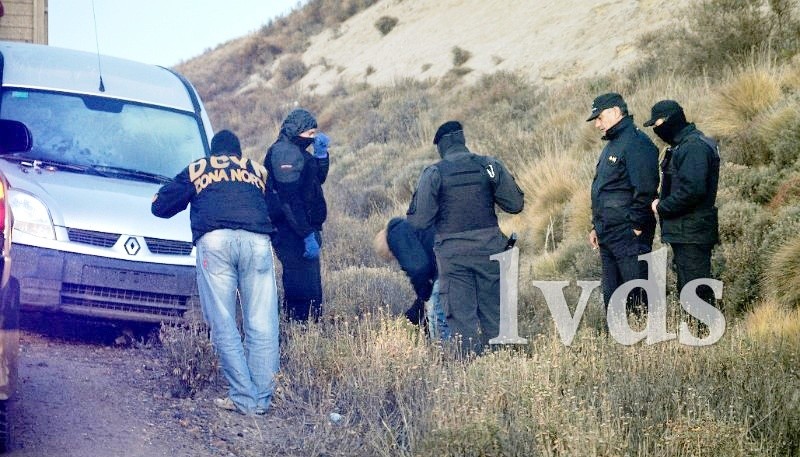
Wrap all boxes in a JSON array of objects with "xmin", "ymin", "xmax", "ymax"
[
  {"xmin": 374, "ymin": 15, "xmax": 398, "ymax": 35},
  {"xmin": 641, "ymin": 0, "xmax": 800, "ymax": 75},
  {"xmin": 451, "ymin": 46, "xmax": 472, "ymax": 67},
  {"xmin": 275, "ymin": 55, "xmax": 309, "ymax": 87}
]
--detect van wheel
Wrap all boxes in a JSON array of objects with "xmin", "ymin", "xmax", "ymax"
[{"xmin": 0, "ymin": 399, "xmax": 9, "ymax": 452}]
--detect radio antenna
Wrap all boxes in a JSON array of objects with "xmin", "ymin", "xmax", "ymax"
[{"xmin": 91, "ymin": 0, "xmax": 106, "ymax": 92}]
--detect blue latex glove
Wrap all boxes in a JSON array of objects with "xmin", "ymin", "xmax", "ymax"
[
  {"xmin": 303, "ymin": 232, "xmax": 320, "ymax": 259},
  {"xmin": 313, "ymin": 132, "xmax": 330, "ymax": 158}
]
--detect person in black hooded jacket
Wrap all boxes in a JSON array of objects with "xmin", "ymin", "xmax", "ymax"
[
  {"xmin": 644, "ymin": 99, "xmax": 720, "ymax": 306},
  {"xmin": 264, "ymin": 108, "xmax": 330, "ymax": 322}
]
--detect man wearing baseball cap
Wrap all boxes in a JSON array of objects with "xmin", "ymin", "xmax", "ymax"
[
  {"xmin": 586, "ymin": 93, "xmax": 659, "ymax": 317},
  {"xmin": 644, "ymin": 99, "xmax": 720, "ymax": 308}
]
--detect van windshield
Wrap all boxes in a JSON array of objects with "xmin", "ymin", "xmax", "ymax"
[{"xmin": 0, "ymin": 90, "xmax": 207, "ymax": 179}]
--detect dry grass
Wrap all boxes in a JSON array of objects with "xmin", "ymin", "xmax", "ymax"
[
  {"xmin": 161, "ymin": 2, "xmax": 800, "ymax": 454},
  {"xmin": 707, "ymin": 67, "xmax": 782, "ymax": 137},
  {"xmin": 265, "ymin": 312, "xmax": 799, "ymax": 456},
  {"xmin": 762, "ymin": 235, "xmax": 800, "ymax": 308},
  {"xmin": 745, "ymin": 299, "xmax": 800, "ymax": 345}
]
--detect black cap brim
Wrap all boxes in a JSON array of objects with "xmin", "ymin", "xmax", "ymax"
[
  {"xmin": 643, "ymin": 118, "xmax": 657, "ymax": 127},
  {"xmin": 586, "ymin": 112, "xmax": 600, "ymax": 122}
]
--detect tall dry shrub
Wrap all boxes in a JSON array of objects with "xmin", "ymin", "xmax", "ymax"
[
  {"xmin": 510, "ymin": 149, "xmax": 592, "ymax": 252},
  {"xmin": 762, "ymin": 233, "xmax": 800, "ymax": 308},
  {"xmin": 706, "ymin": 65, "xmax": 782, "ymax": 165}
]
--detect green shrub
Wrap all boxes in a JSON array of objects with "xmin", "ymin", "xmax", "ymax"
[
  {"xmin": 718, "ymin": 163, "xmax": 786, "ymax": 205},
  {"xmin": 715, "ymin": 199, "xmax": 774, "ymax": 312},
  {"xmin": 374, "ymin": 16, "xmax": 398, "ymax": 36},
  {"xmin": 758, "ymin": 102, "xmax": 800, "ymax": 168}
]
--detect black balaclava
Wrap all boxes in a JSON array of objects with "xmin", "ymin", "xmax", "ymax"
[
  {"xmin": 435, "ymin": 130, "xmax": 466, "ymax": 157},
  {"xmin": 653, "ymin": 110, "xmax": 689, "ymax": 145},
  {"xmin": 433, "ymin": 121, "xmax": 465, "ymax": 157},
  {"xmin": 292, "ymin": 136, "xmax": 315, "ymax": 149},
  {"xmin": 280, "ymin": 108, "xmax": 318, "ymax": 150}
]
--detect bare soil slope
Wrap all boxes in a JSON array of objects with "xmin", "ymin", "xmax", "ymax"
[{"xmin": 291, "ymin": 0, "xmax": 689, "ymax": 92}]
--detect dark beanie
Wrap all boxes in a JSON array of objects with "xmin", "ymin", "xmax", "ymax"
[
  {"xmin": 210, "ymin": 130, "xmax": 242, "ymax": 156},
  {"xmin": 433, "ymin": 121, "xmax": 463, "ymax": 145}
]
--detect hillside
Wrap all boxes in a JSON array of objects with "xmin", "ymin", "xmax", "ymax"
[
  {"xmin": 181, "ymin": 0, "xmax": 690, "ymax": 97},
  {"xmin": 168, "ymin": 1, "xmax": 800, "ymax": 455},
  {"xmin": 297, "ymin": 0, "xmax": 689, "ymax": 92}
]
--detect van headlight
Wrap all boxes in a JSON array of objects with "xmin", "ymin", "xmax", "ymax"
[{"xmin": 8, "ymin": 190, "xmax": 55, "ymax": 239}]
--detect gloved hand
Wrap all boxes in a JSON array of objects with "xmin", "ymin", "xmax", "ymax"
[
  {"xmin": 313, "ymin": 132, "xmax": 330, "ymax": 158},
  {"xmin": 404, "ymin": 297, "xmax": 426, "ymax": 326},
  {"xmin": 303, "ymin": 232, "xmax": 321, "ymax": 259}
]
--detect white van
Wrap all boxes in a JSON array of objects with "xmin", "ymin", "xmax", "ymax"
[{"xmin": 0, "ymin": 41, "xmax": 214, "ymax": 323}]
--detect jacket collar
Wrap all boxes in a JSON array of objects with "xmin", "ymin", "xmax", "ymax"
[
  {"xmin": 602, "ymin": 115, "xmax": 634, "ymax": 141},
  {"xmin": 672, "ymin": 123, "xmax": 698, "ymax": 146}
]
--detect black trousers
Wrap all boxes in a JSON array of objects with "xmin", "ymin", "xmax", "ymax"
[
  {"xmin": 273, "ymin": 229, "xmax": 322, "ymax": 322},
  {"xmin": 599, "ymin": 243, "xmax": 649, "ymax": 313},
  {"xmin": 670, "ymin": 243, "xmax": 715, "ymax": 306},
  {"xmin": 436, "ymin": 253, "xmax": 500, "ymax": 355}
]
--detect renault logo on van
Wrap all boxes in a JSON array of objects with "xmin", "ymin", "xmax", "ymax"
[{"xmin": 124, "ymin": 237, "xmax": 141, "ymax": 255}]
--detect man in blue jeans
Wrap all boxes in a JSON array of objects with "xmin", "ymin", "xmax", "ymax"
[{"xmin": 152, "ymin": 130, "xmax": 279, "ymax": 416}]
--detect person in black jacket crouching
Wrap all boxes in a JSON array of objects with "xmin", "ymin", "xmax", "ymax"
[
  {"xmin": 373, "ymin": 217, "xmax": 450, "ymax": 340},
  {"xmin": 264, "ymin": 109, "xmax": 329, "ymax": 322},
  {"xmin": 644, "ymin": 100, "xmax": 720, "ymax": 306}
]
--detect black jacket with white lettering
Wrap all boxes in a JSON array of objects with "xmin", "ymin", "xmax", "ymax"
[{"xmin": 151, "ymin": 151, "xmax": 275, "ymax": 243}]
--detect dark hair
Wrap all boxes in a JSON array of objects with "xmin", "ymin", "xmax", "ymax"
[{"xmin": 210, "ymin": 130, "xmax": 242, "ymax": 156}]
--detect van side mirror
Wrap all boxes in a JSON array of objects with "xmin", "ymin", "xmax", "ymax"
[{"xmin": 0, "ymin": 119, "xmax": 33, "ymax": 154}]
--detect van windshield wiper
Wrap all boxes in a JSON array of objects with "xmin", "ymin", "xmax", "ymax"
[
  {"xmin": 87, "ymin": 165, "xmax": 172, "ymax": 184},
  {"xmin": 5, "ymin": 156, "xmax": 109, "ymax": 177},
  {"xmin": 2, "ymin": 156, "xmax": 172, "ymax": 183}
]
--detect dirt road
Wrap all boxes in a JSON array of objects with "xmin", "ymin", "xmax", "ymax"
[{"xmin": 4, "ymin": 318, "xmax": 234, "ymax": 457}]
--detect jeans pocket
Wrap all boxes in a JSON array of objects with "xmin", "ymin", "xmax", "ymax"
[
  {"xmin": 249, "ymin": 235, "xmax": 274, "ymax": 273},
  {"xmin": 197, "ymin": 231, "xmax": 231, "ymax": 275}
]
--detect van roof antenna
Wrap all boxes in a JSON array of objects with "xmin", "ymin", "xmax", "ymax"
[{"xmin": 91, "ymin": 0, "xmax": 105, "ymax": 92}]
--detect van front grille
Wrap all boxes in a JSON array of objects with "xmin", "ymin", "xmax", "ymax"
[
  {"xmin": 67, "ymin": 228, "xmax": 119, "ymax": 247},
  {"xmin": 144, "ymin": 237, "xmax": 193, "ymax": 256},
  {"xmin": 66, "ymin": 229, "xmax": 192, "ymax": 256},
  {"xmin": 61, "ymin": 283, "xmax": 189, "ymax": 317}
]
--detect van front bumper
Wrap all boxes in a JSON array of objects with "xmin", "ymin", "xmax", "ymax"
[{"xmin": 10, "ymin": 243, "xmax": 200, "ymax": 323}]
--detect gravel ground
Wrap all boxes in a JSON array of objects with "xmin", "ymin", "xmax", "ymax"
[{"xmin": 3, "ymin": 316, "xmax": 291, "ymax": 457}]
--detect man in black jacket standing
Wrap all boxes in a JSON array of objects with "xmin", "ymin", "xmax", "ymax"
[
  {"xmin": 644, "ymin": 100, "xmax": 720, "ymax": 305},
  {"xmin": 264, "ymin": 108, "xmax": 329, "ymax": 322},
  {"xmin": 586, "ymin": 93, "xmax": 659, "ymax": 313},
  {"xmin": 407, "ymin": 121, "xmax": 524, "ymax": 354}
]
